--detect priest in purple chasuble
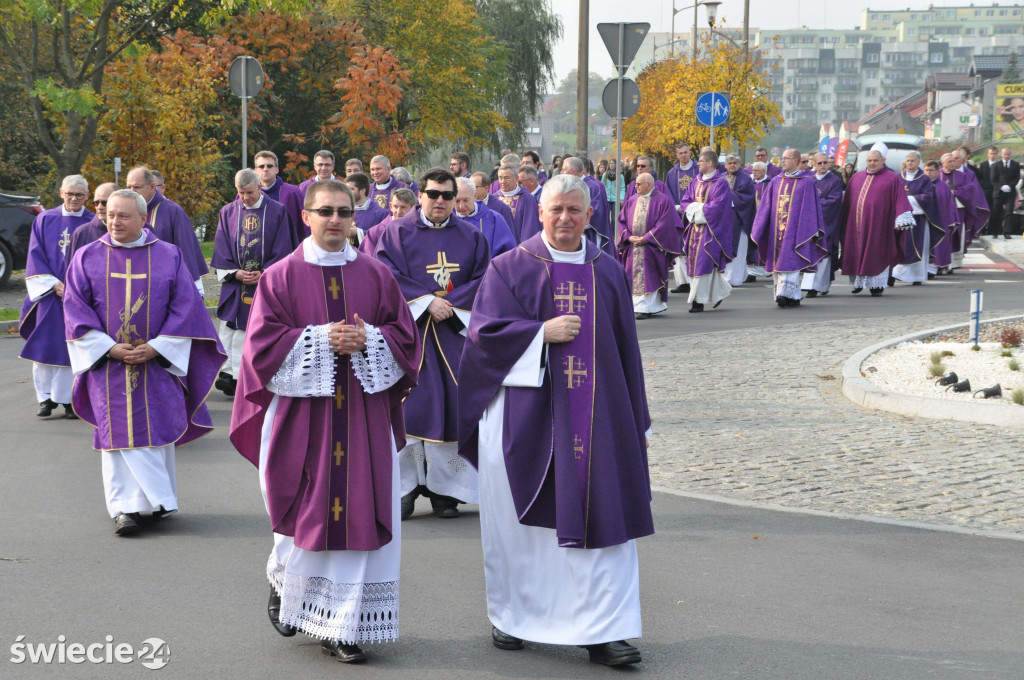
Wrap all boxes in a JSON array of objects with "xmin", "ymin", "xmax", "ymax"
[
  {"xmin": 801, "ymin": 153, "xmax": 846, "ymax": 296},
  {"xmin": 455, "ymin": 177, "xmax": 517, "ymax": 258},
  {"xmin": 374, "ymin": 168, "xmax": 491, "ymax": 520},
  {"xmin": 69, "ymin": 183, "xmax": 116, "ymax": 261},
  {"xmin": 457, "ymin": 174, "xmax": 652, "ymax": 666},
  {"xmin": 474, "ymin": 171, "xmax": 516, "ymax": 232},
  {"xmin": 368, "ymin": 155, "xmax": 408, "ymax": 211},
  {"xmin": 229, "ymin": 180, "xmax": 419, "ymax": 660},
  {"xmin": 666, "ymin": 143, "xmax": 700, "ymax": 209},
  {"xmin": 63, "ymin": 190, "xmax": 225, "ymax": 536},
  {"xmin": 298, "ymin": 149, "xmax": 338, "ymax": 198},
  {"xmin": 211, "ymin": 170, "xmax": 296, "ymax": 394},
  {"xmin": 19, "ymin": 175, "xmax": 94, "ymax": 419},
  {"xmin": 124, "ymin": 166, "xmax": 208, "ymax": 293},
  {"xmin": 924, "ymin": 160, "xmax": 956, "ymax": 273},
  {"xmin": 678, "ymin": 150, "xmax": 734, "ymax": 312},
  {"xmin": 744, "ymin": 147, "xmax": 782, "ymax": 179},
  {"xmin": 751, "ymin": 149, "xmax": 828, "ymax": 308},
  {"xmin": 255, "ymin": 150, "xmax": 305, "ymax": 243},
  {"xmin": 346, "ymin": 172, "xmax": 390, "ymax": 246},
  {"xmin": 495, "ymin": 164, "xmax": 542, "ymax": 243},
  {"xmin": 892, "ymin": 152, "xmax": 944, "ymax": 285},
  {"xmin": 839, "ymin": 146, "xmax": 915, "ymax": 296},
  {"xmin": 359, "ymin": 188, "xmax": 416, "ymax": 258},
  {"xmin": 616, "ymin": 173, "xmax": 682, "ymax": 319},
  {"xmin": 939, "ymin": 153, "xmax": 989, "ymax": 270},
  {"xmin": 953, "ymin": 150, "xmax": 991, "ymax": 244},
  {"xmin": 624, "ymin": 155, "xmax": 668, "ymax": 202},
  {"xmin": 746, "ymin": 164, "xmax": 772, "ymax": 277},
  {"xmin": 722, "ymin": 155, "xmax": 757, "ymax": 286}
]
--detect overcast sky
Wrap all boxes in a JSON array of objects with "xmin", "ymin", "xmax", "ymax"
[{"xmin": 548, "ymin": 0, "xmax": 972, "ymax": 84}]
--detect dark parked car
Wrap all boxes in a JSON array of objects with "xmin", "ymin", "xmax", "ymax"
[{"xmin": 0, "ymin": 191, "xmax": 43, "ymax": 288}]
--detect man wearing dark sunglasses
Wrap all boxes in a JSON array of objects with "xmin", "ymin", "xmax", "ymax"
[
  {"xmin": 255, "ymin": 149, "xmax": 304, "ymax": 243},
  {"xmin": 69, "ymin": 182, "xmax": 117, "ymax": 259},
  {"xmin": 376, "ymin": 168, "xmax": 491, "ymax": 521},
  {"xmin": 232, "ymin": 178, "xmax": 420, "ymax": 663}
]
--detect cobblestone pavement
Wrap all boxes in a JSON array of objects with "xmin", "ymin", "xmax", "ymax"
[{"xmin": 642, "ymin": 312, "xmax": 1024, "ymax": 537}]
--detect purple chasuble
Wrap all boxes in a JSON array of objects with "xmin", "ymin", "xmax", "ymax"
[
  {"xmin": 261, "ymin": 177, "xmax": 305, "ymax": 243},
  {"xmin": 230, "ymin": 245, "xmax": 420, "ymax": 551},
  {"xmin": 69, "ymin": 216, "xmax": 107, "ymax": 261},
  {"xmin": 457, "ymin": 234, "xmax": 653, "ymax": 549},
  {"xmin": 941, "ymin": 169, "xmax": 990, "ymax": 249},
  {"xmin": 744, "ymin": 163, "xmax": 782, "ymax": 179},
  {"xmin": 63, "ymin": 232, "xmax": 225, "ymax": 451},
  {"xmin": 583, "ymin": 175, "xmax": 612, "ymax": 253},
  {"xmin": 368, "ymin": 179, "xmax": 407, "ymax": 212},
  {"xmin": 748, "ymin": 180, "xmax": 771, "ymax": 266},
  {"xmin": 145, "ymin": 191, "xmax": 208, "ymax": 281},
  {"xmin": 666, "ymin": 163, "xmax": 699, "ymax": 205},
  {"xmin": 899, "ymin": 171, "xmax": 943, "ymax": 265},
  {"xmin": 19, "ymin": 206, "xmax": 94, "ymax": 366},
  {"xmin": 725, "ymin": 171, "xmax": 756, "ymax": 255},
  {"xmin": 485, "ymin": 193, "xmax": 516, "ymax": 232},
  {"xmin": 840, "ymin": 168, "xmax": 912, "ymax": 277},
  {"xmin": 495, "ymin": 187, "xmax": 542, "ymax": 244},
  {"xmin": 929, "ymin": 177, "xmax": 957, "ymax": 268},
  {"xmin": 459, "ymin": 201, "xmax": 517, "ymax": 258},
  {"xmin": 814, "ymin": 171, "xmax": 845, "ymax": 251},
  {"xmin": 359, "ymin": 216, "xmax": 393, "ymax": 257},
  {"xmin": 354, "ymin": 200, "xmax": 390, "ymax": 235},
  {"xmin": 211, "ymin": 197, "xmax": 295, "ymax": 331},
  {"xmin": 751, "ymin": 174, "xmax": 828, "ymax": 273},
  {"xmin": 679, "ymin": 173, "xmax": 734, "ymax": 276},
  {"xmin": 374, "ymin": 207, "xmax": 490, "ymax": 442},
  {"xmin": 616, "ymin": 190, "xmax": 682, "ymax": 300}
]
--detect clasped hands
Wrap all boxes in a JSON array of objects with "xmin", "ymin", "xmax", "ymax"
[
  {"xmin": 108, "ymin": 342, "xmax": 158, "ymax": 364},
  {"xmin": 235, "ymin": 269, "xmax": 262, "ymax": 286},
  {"xmin": 628, "ymin": 235, "xmax": 648, "ymax": 245},
  {"xmin": 427, "ymin": 297, "xmax": 454, "ymax": 323},
  {"xmin": 329, "ymin": 314, "xmax": 367, "ymax": 355},
  {"xmin": 543, "ymin": 314, "xmax": 582, "ymax": 344}
]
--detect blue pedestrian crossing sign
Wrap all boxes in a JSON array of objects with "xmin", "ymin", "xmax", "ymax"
[{"xmin": 695, "ymin": 91, "xmax": 730, "ymax": 127}]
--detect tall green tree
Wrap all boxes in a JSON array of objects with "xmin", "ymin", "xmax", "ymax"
[{"xmin": 0, "ymin": 0, "xmax": 305, "ymax": 195}]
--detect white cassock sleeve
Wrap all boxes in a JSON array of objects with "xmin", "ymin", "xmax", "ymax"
[
  {"xmin": 685, "ymin": 202, "xmax": 707, "ymax": 224},
  {"xmin": 26, "ymin": 275, "xmax": 60, "ymax": 302},
  {"xmin": 148, "ymin": 336, "xmax": 193, "ymax": 377},
  {"xmin": 68, "ymin": 330, "xmax": 117, "ymax": 375},
  {"xmin": 267, "ymin": 324, "xmax": 336, "ymax": 397},
  {"xmin": 453, "ymin": 309, "xmax": 471, "ymax": 338},
  {"xmin": 216, "ymin": 268, "xmax": 238, "ymax": 282},
  {"xmin": 195, "ymin": 279, "xmax": 205, "ymax": 295},
  {"xmin": 408, "ymin": 297, "xmax": 432, "ymax": 321},
  {"xmin": 349, "ymin": 322, "xmax": 405, "ymax": 394},
  {"xmin": 906, "ymin": 196, "xmax": 923, "ymax": 215},
  {"xmin": 502, "ymin": 328, "xmax": 546, "ymax": 388}
]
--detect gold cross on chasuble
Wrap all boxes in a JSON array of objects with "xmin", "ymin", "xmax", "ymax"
[
  {"xmin": 110, "ymin": 258, "xmax": 148, "ymax": 345},
  {"xmin": 573, "ymin": 434, "xmax": 584, "ymax": 460},
  {"xmin": 335, "ymin": 385, "xmax": 345, "ymax": 409},
  {"xmin": 333, "ymin": 442, "xmax": 345, "ymax": 465},
  {"xmin": 426, "ymin": 252, "xmax": 460, "ymax": 292},
  {"xmin": 563, "ymin": 355, "xmax": 588, "ymax": 389},
  {"xmin": 554, "ymin": 282, "xmax": 587, "ymax": 313},
  {"xmin": 331, "ymin": 497, "xmax": 344, "ymax": 521},
  {"xmin": 328, "ymin": 277, "xmax": 341, "ymax": 300}
]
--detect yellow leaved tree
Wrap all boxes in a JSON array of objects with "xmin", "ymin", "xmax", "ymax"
[{"xmin": 623, "ymin": 37, "xmax": 782, "ymax": 157}]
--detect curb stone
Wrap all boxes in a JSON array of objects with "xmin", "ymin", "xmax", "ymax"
[{"xmin": 841, "ymin": 313, "xmax": 1024, "ymax": 428}]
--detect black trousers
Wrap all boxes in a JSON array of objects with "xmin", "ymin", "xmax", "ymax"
[{"xmin": 993, "ymin": 193, "xmax": 1016, "ymax": 236}]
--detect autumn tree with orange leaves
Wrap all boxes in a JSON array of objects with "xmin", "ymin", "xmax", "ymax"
[{"xmin": 623, "ymin": 39, "xmax": 782, "ymax": 158}]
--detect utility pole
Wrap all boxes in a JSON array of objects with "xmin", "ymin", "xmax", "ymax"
[
  {"xmin": 741, "ymin": 0, "xmax": 750, "ymax": 163},
  {"xmin": 576, "ymin": 0, "xmax": 589, "ymax": 155}
]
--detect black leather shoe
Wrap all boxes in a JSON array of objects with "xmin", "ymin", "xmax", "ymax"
[
  {"xmin": 634, "ymin": 312, "xmax": 651, "ymax": 320},
  {"xmin": 583, "ymin": 640, "xmax": 642, "ymax": 666},
  {"xmin": 688, "ymin": 302, "xmax": 704, "ymax": 313},
  {"xmin": 744, "ymin": 274, "xmax": 757, "ymax": 283},
  {"xmin": 851, "ymin": 287, "xmax": 863, "ymax": 294},
  {"xmin": 869, "ymin": 287, "xmax": 884, "ymax": 297},
  {"xmin": 37, "ymin": 399, "xmax": 57, "ymax": 417},
  {"xmin": 268, "ymin": 587, "xmax": 297, "ymax": 637},
  {"xmin": 63, "ymin": 404, "xmax": 78, "ymax": 419},
  {"xmin": 712, "ymin": 299, "xmax": 723, "ymax": 309},
  {"xmin": 215, "ymin": 372, "xmax": 235, "ymax": 396},
  {"xmin": 670, "ymin": 283, "xmax": 691, "ymax": 294},
  {"xmin": 492, "ymin": 627, "xmax": 524, "ymax": 650},
  {"xmin": 912, "ymin": 281, "xmax": 922, "ymax": 286},
  {"xmin": 805, "ymin": 289, "xmax": 818, "ymax": 298},
  {"xmin": 401, "ymin": 491, "xmax": 416, "ymax": 521},
  {"xmin": 775, "ymin": 296, "xmax": 787, "ymax": 308},
  {"xmin": 113, "ymin": 512, "xmax": 140, "ymax": 536},
  {"xmin": 321, "ymin": 639, "xmax": 367, "ymax": 663},
  {"xmin": 430, "ymin": 494, "xmax": 461, "ymax": 519},
  {"xmin": 887, "ymin": 275, "xmax": 896, "ymax": 287}
]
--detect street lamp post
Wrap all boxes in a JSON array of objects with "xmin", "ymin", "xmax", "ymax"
[{"xmin": 669, "ymin": 0, "xmax": 721, "ymax": 60}]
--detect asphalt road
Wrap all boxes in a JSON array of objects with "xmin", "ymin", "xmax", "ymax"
[{"xmin": 1, "ymin": 249, "xmax": 1022, "ymax": 679}]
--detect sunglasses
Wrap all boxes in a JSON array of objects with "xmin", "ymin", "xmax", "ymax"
[
  {"xmin": 422, "ymin": 189, "xmax": 456, "ymax": 200},
  {"xmin": 93, "ymin": 199, "xmax": 109, "ymax": 206},
  {"xmin": 308, "ymin": 206, "xmax": 354, "ymax": 218},
  {"xmin": 255, "ymin": 164, "xmax": 275, "ymax": 169}
]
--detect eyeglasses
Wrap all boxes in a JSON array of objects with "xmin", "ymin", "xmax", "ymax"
[
  {"xmin": 93, "ymin": 199, "xmax": 109, "ymax": 206},
  {"xmin": 255, "ymin": 164, "xmax": 275, "ymax": 169},
  {"xmin": 308, "ymin": 206, "xmax": 354, "ymax": 218},
  {"xmin": 64, "ymin": 192, "xmax": 86, "ymax": 199},
  {"xmin": 422, "ymin": 189, "xmax": 456, "ymax": 200}
]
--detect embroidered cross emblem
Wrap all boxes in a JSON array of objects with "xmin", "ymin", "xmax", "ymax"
[
  {"xmin": 563, "ymin": 355, "xmax": 588, "ymax": 389},
  {"xmin": 59, "ymin": 229, "xmax": 71, "ymax": 255},
  {"xmin": 335, "ymin": 385, "xmax": 345, "ymax": 409},
  {"xmin": 554, "ymin": 282, "xmax": 587, "ymax": 313},
  {"xmin": 328, "ymin": 277, "xmax": 341, "ymax": 301},
  {"xmin": 332, "ymin": 497, "xmax": 344, "ymax": 521},
  {"xmin": 573, "ymin": 434, "xmax": 584, "ymax": 460},
  {"xmin": 334, "ymin": 442, "xmax": 345, "ymax": 465},
  {"xmin": 426, "ymin": 252, "xmax": 460, "ymax": 292}
]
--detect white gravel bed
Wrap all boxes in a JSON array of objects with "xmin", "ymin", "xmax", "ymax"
[{"xmin": 863, "ymin": 341, "xmax": 1024, "ymax": 404}]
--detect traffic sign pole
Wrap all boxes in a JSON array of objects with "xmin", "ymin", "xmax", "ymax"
[
  {"xmin": 615, "ymin": 23, "xmax": 624, "ymax": 223},
  {"xmin": 241, "ymin": 58, "xmax": 248, "ymax": 168}
]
